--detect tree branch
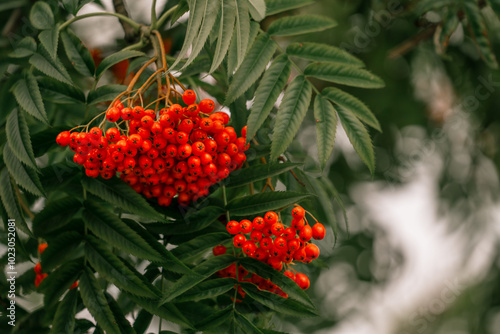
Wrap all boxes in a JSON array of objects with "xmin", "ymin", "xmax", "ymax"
[{"xmin": 112, "ymin": 0, "xmax": 136, "ymax": 42}]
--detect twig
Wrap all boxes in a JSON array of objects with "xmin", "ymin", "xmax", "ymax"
[
  {"xmin": 112, "ymin": 0, "xmax": 137, "ymax": 42},
  {"xmin": 388, "ymin": 25, "xmax": 437, "ymax": 59}
]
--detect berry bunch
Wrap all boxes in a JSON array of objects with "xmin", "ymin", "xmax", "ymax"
[
  {"xmin": 213, "ymin": 206, "xmax": 325, "ymax": 298},
  {"xmin": 34, "ymin": 243, "xmax": 78, "ymax": 289},
  {"xmin": 56, "ymin": 89, "xmax": 248, "ymax": 206}
]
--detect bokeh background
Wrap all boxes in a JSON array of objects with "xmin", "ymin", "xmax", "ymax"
[{"xmin": 3, "ymin": 0, "xmax": 500, "ymax": 333}]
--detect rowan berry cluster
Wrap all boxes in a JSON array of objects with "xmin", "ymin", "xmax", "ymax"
[
  {"xmin": 212, "ymin": 206, "xmax": 326, "ymax": 298},
  {"xmin": 34, "ymin": 243, "xmax": 78, "ymax": 289},
  {"xmin": 56, "ymin": 89, "xmax": 248, "ymax": 206}
]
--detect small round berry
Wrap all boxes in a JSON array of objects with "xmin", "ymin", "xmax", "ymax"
[
  {"xmin": 298, "ymin": 225, "xmax": 313, "ymax": 242},
  {"xmin": 264, "ymin": 211, "xmax": 278, "ymax": 225},
  {"xmin": 38, "ymin": 243, "xmax": 48, "ymax": 255},
  {"xmin": 106, "ymin": 107, "xmax": 121, "ymax": 122},
  {"xmin": 312, "ymin": 223, "xmax": 326, "ymax": 240},
  {"xmin": 199, "ymin": 99, "xmax": 215, "ymax": 113},
  {"xmin": 291, "ymin": 206, "xmax": 306, "ymax": 219},
  {"xmin": 295, "ymin": 273, "xmax": 310, "ymax": 290},
  {"xmin": 227, "ymin": 221, "xmax": 241, "ymax": 234},
  {"xmin": 305, "ymin": 243, "xmax": 320, "ymax": 260},
  {"xmin": 239, "ymin": 219, "xmax": 253, "ymax": 234},
  {"xmin": 242, "ymin": 240, "xmax": 257, "ymax": 256},
  {"xmin": 271, "ymin": 222, "xmax": 284, "ymax": 236},
  {"xmin": 233, "ymin": 234, "xmax": 246, "ymax": 248},
  {"xmin": 34, "ymin": 262, "xmax": 42, "ymax": 275},
  {"xmin": 284, "ymin": 270, "xmax": 295, "ymax": 281},
  {"xmin": 291, "ymin": 218, "xmax": 306, "ymax": 230},
  {"xmin": 213, "ymin": 245, "xmax": 227, "ymax": 256},
  {"xmin": 182, "ymin": 89, "xmax": 196, "ymax": 105},
  {"xmin": 250, "ymin": 230, "xmax": 263, "ymax": 242},
  {"xmin": 56, "ymin": 131, "xmax": 71, "ymax": 146},
  {"xmin": 252, "ymin": 217, "xmax": 266, "ymax": 230}
]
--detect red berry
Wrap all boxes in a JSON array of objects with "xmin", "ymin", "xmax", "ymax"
[
  {"xmin": 38, "ymin": 243, "xmax": 48, "ymax": 255},
  {"xmin": 295, "ymin": 273, "xmax": 310, "ymax": 290},
  {"xmin": 305, "ymin": 243, "xmax": 320, "ymax": 260},
  {"xmin": 264, "ymin": 211, "xmax": 278, "ymax": 225},
  {"xmin": 56, "ymin": 131, "xmax": 71, "ymax": 146},
  {"xmin": 106, "ymin": 107, "xmax": 121, "ymax": 122},
  {"xmin": 34, "ymin": 262, "xmax": 42, "ymax": 275},
  {"xmin": 182, "ymin": 89, "xmax": 196, "ymax": 105},
  {"xmin": 299, "ymin": 225, "xmax": 313, "ymax": 242},
  {"xmin": 271, "ymin": 222, "xmax": 284, "ymax": 236},
  {"xmin": 239, "ymin": 219, "xmax": 253, "ymax": 234},
  {"xmin": 199, "ymin": 99, "xmax": 215, "ymax": 113},
  {"xmin": 213, "ymin": 245, "xmax": 227, "ymax": 256},
  {"xmin": 227, "ymin": 221, "xmax": 241, "ymax": 234},
  {"xmin": 312, "ymin": 223, "xmax": 326, "ymax": 240},
  {"xmin": 242, "ymin": 240, "xmax": 257, "ymax": 255},
  {"xmin": 233, "ymin": 234, "xmax": 246, "ymax": 248},
  {"xmin": 292, "ymin": 206, "xmax": 305, "ymax": 219}
]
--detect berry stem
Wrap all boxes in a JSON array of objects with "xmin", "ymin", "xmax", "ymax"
[{"xmin": 222, "ymin": 184, "xmax": 231, "ymax": 223}]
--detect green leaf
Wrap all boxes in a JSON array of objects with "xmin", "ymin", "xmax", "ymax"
[
  {"xmin": 322, "ymin": 86, "xmax": 380, "ymax": 131},
  {"xmin": 414, "ymin": 0, "xmax": 456, "ymax": 15},
  {"xmin": 268, "ymin": 15, "xmax": 336, "ymax": 36},
  {"xmin": 171, "ymin": 0, "xmax": 189, "ymax": 23},
  {"xmin": 87, "ymin": 84, "xmax": 127, "ymax": 105},
  {"xmin": 159, "ymin": 255, "xmax": 236, "ymax": 305},
  {"xmin": 96, "ymin": 50, "xmax": 144, "ymax": 80},
  {"xmin": 238, "ymin": 257, "xmax": 316, "ymax": 310},
  {"xmin": 270, "ymin": 75, "xmax": 312, "ymax": 160},
  {"xmin": 38, "ymin": 76, "xmax": 86, "ymax": 104},
  {"xmin": 210, "ymin": 0, "xmax": 237, "ymax": 73},
  {"xmin": 41, "ymin": 258, "xmax": 84, "ymax": 307},
  {"xmin": 196, "ymin": 306, "xmax": 233, "ymax": 330},
  {"xmin": 488, "ymin": 0, "xmax": 500, "ymax": 15},
  {"xmin": 313, "ymin": 95, "xmax": 338, "ymax": 170},
  {"xmin": 226, "ymin": 33, "xmax": 277, "ymax": 104},
  {"xmin": 39, "ymin": 28, "xmax": 59, "ymax": 60},
  {"xmin": 84, "ymin": 235, "xmax": 157, "ymax": 298},
  {"xmin": 234, "ymin": 310, "xmax": 264, "ymax": 334},
  {"xmin": 33, "ymin": 197, "xmax": 82, "ymax": 237},
  {"xmin": 247, "ymin": 0, "xmax": 266, "ymax": 21},
  {"xmin": 265, "ymin": 0, "xmax": 314, "ymax": 15},
  {"xmin": 41, "ymin": 231, "xmax": 82, "ymax": 271},
  {"xmin": 227, "ymin": 0, "xmax": 251, "ymax": 73},
  {"xmin": 105, "ymin": 292, "xmax": 136, "ymax": 334},
  {"xmin": 155, "ymin": 206, "xmax": 224, "ymax": 235},
  {"xmin": 227, "ymin": 162, "xmax": 301, "ymax": 187},
  {"xmin": 0, "ymin": 169, "xmax": 32, "ymax": 237},
  {"xmin": 182, "ymin": 0, "xmax": 221, "ymax": 69},
  {"xmin": 12, "ymin": 73, "xmax": 48, "ymax": 124},
  {"xmin": 6, "ymin": 109, "xmax": 37, "ymax": 170},
  {"xmin": 62, "ymin": 0, "xmax": 78, "ymax": 15},
  {"xmin": 240, "ymin": 282, "xmax": 318, "ymax": 317},
  {"xmin": 304, "ymin": 63, "xmax": 385, "ymax": 88},
  {"xmin": 79, "ymin": 267, "xmax": 121, "ymax": 334},
  {"xmin": 125, "ymin": 293, "xmax": 193, "ymax": 329},
  {"xmin": 82, "ymin": 200, "xmax": 164, "ymax": 263},
  {"xmin": 60, "ymin": 30, "xmax": 95, "ymax": 76},
  {"xmin": 171, "ymin": 232, "xmax": 231, "ymax": 263},
  {"xmin": 286, "ymin": 42, "xmax": 364, "ymax": 67},
  {"xmin": 29, "ymin": 51, "xmax": 73, "ymax": 85},
  {"xmin": 3, "ymin": 145, "xmax": 44, "ymax": 197},
  {"xmin": 30, "ymin": 1, "xmax": 54, "ymax": 30},
  {"xmin": 464, "ymin": 1, "xmax": 498, "ymax": 69},
  {"xmin": 133, "ymin": 309, "xmax": 153, "ymax": 334},
  {"xmin": 227, "ymin": 191, "xmax": 314, "ymax": 216},
  {"xmin": 337, "ymin": 103, "xmax": 375, "ymax": 174},
  {"xmin": 9, "ymin": 37, "xmax": 37, "ymax": 58},
  {"xmin": 246, "ymin": 54, "xmax": 291, "ymax": 141},
  {"xmin": 172, "ymin": 278, "xmax": 236, "ymax": 302},
  {"xmin": 50, "ymin": 289, "xmax": 78, "ymax": 334},
  {"xmin": 81, "ymin": 177, "xmax": 163, "ymax": 221}
]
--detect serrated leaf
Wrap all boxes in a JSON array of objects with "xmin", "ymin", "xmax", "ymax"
[
  {"xmin": 41, "ymin": 258, "xmax": 84, "ymax": 307},
  {"xmin": 227, "ymin": 0, "xmax": 251, "ymax": 73},
  {"xmin": 227, "ymin": 162, "xmax": 301, "ymax": 187},
  {"xmin": 268, "ymin": 15, "xmax": 336, "ymax": 36},
  {"xmin": 154, "ymin": 206, "xmax": 224, "ymax": 235},
  {"xmin": 210, "ymin": 0, "xmax": 237, "ymax": 73},
  {"xmin": 196, "ymin": 306, "xmax": 233, "ymax": 330},
  {"xmin": 182, "ymin": 0, "xmax": 221, "ymax": 69},
  {"xmin": 247, "ymin": 54, "xmax": 291, "ymax": 141},
  {"xmin": 171, "ymin": 232, "xmax": 231, "ymax": 263},
  {"xmin": 39, "ymin": 28, "xmax": 59, "ymax": 60},
  {"xmin": 81, "ymin": 177, "xmax": 163, "ymax": 221},
  {"xmin": 29, "ymin": 51, "xmax": 73, "ymax": 85},
  {"xmin": 337, "ymin": 104, "xmax": 375, "ymax": 174},
  {"xmin": 247, "ymin": 0, "xmax": 266, "ymax": 21},
  {"xmin": 3, "ymin": 145, "xmax": 44, "ymax": 197},
  {"xmin": 226, "ymin": 33, "xmax": 277, "ymax": 104},
  {"xmin": 41, "ymin": 231, "xmax": 82, "ymax": 271},
  {"xmin": 9, "ymin": 37, "xmax": 37, "ymax": 58},
  {"xmin": 38, "ymin": 76, "xmax": 86, "ymax": 104},
  {"xmin": 95, "ymin": 50, "xmax": 144, "ymax": 79},
  {"xmin": 234, "ymin": 310, "xmax": 264, "ymax": 334},
  {"xmin": 270, "ymin": 75, "xmax": 312, "ymax": 160},
  {"xmin": 159, "ymin": 255, "xmax": 236, "ymax": 305},
  {"xmin": 313, "ymin": 95, "xmax": 338, "ymax": 170},
  {"xmin": 305, "ymin": 63, "xmax": 385, "ymax": 88},
  {"xmin": 87, "ymin": 84, "xmax": 127, "ymax": 105},
  {"xmin": 227, "ymin": 191, "xmax": 314, "ymax": 216},
  {"xmin": 79, "ymin": 267, "xmax": 121, "ymax": 334},
  {"xmin": 33, "ymin": 197, "xmax": 82, "ymax": 237},
  {"xmin": 6, "ymin": 109, "xmax": 37, "ymax": 170},
  {"xmin": 0, "ymin": 169, "xmax": 32, "ymax": 237},
  {"xmin": 133, "ymin": 309, "xmax": 153, "ymax": 334},
  {"xmin": 238, "ymin": 257, "xmax": 316, "ymax": 310},
  {"xmin": 105, "ymin": 292, "xmax": 136, "ymax": 334},
  {"xmin": 464, "ymin": 1, "xmax": 498, "ymax": 69},
  {"xmin": 265, "ymin": 0, "xmax": 314, "ymax": 15},
  {"xmin": 50, "ymin": 288, "xmax": 78, "ymax": 334},
  {"xmin": 61, "ymin": 30, "xmax": 95, "ymax": 76},
  {"xmin": 125, "ymin": 293, "xmax": 193, "ymax": 329},
  {"xmin": 287, "ymin": 42, "xmax": 364, "ymax": 67},
  {"xmin": 240, "ymin": 282, "xmax": 318, "ymax": 317},
  {"xmin": 82, "ymin": 200, "xmax": 164, "ymax": 263},
  {"xmin": 12, "ymin": 74, "xmax": 48, "ymax": 124},
  {"xmin": 172, "ymin": 278, "xmax": 236, "ymax": 302},
  {"xmin": 30, "ymin": 1, "xmax": 54, "ymax": 30},
  {"xmin": 84, "ymin": 235, "xmax": 157, "ymax": 298},
  {"xmin": 322, "ymin": 86, "xmax": 380, "ymax": 131}
]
